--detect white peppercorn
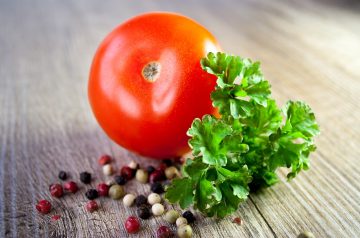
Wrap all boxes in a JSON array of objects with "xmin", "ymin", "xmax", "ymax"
[
  {"xmin": 102, "ymin": 164, "xmax": 113, "ymax": 176},
  {"xmin": 177, "ymin": 224, "xmax": 192, "ymax": 238},
  {"xmin": 151, "ymin": 203, "xmax": 164, "ymax": 216},
  {"xmin": 123, "ymin": 194, "xmax": 136, "ymax": 207},
  {"xmin": 128, "ymin": 161, "xmax": 138, "ymax": 170},
  {"xmin": 147, "ymin": 193, "xmax": 161, "ymax": 205},
  {"xmin": 165, "ymin": 166, "xmax": 180, "ymax": 179},
  {"xmin": 164, "ymin": 210, "xmax": 180, "ymax": 224},
  {"xmin": 135, "ymin": 169, "xmax": 148, "ymax": 183},
  {"xmin": 176, "ymin": 217, "xmax": 188, "ymax": 227}
]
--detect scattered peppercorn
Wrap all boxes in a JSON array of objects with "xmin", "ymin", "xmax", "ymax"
[
  {"xmin": 156, "ymin": 225, "xmax": 173, "ymax": 238},
  {"xmin": 165, "ymin": 166, "xmax": 180, "ymax": 180},
  {"xmin": 136, "ymin": 169, "xmax": 148, "ymax": 183},
  {"xmin": 162, "ymin": 159, "xmax": 173, "ymax": 167},
  {"xmin": 232, "ymin": 217, "xmax": 242, "ymax": 225},
  {"xmin": 135, "ymin": 195, "xmax": 148, "ymax": 207},
  {"xmin": 177, "ymin": 224, "xmax": 192, "ymax": 238},
  {"xmin": 36, "ymin": 200, "xmax": 51, "ymax": 214},
  {"xmin": 49, "ymin": 184, "xmax": 64, "ymax": 198},
  {"xmin": 151, "ymin": 182, "xmax": 164, "ymax": 194},
  {"xmin": 121, "ymin": 166, "xmax": 135, "ymax": 180},
  {"xmin": 86, "ymin": 200, "xmax": 99, "ymax": 213},
  {"xmin": 102, "ymin": 164, "xmax": 114, "ymax": 176},
  {"xmin": 85, "ymin": 189, "xmax": 99, "ymax": 200},
  {"xmin": 137, "ymin": 205, "xmax": 152, "ymax": 219},
  {"xmin": 165, "ymin": 210, "xmax": 180, "ymax": 224},
  {"xmin": 98, "ymin": 154, "xmax": 112, "ymax": 165},
  {"xmin": 297, "ymin": 231, "xmax": 315, "ymax": 238},
  {"xmin": 109, "ymin": 184, "xmax": 125, "ymax": 200},
  {"xmin": 63, "ymin": 181, "xmax": 78, "ymax": 193},
  {"xmin": 152, "ymin": 203, "xmax": 165, "ymax": 216},
  {"xmin": 80, "ymin": 171, "xmax": 91, "ymax": 184},
  {"xmin": 149, "ymin": 169, "xmax": 166, "ymax": 183},
  {"xmin": 58, "ymin": 171, "xmax": 67, "ymax": 180},
  {"xmin": 128, "ymin": 161, "xmax": 139, "ymax": 170},
  {"xmin": 125, "ymin": 216, "xmax": 140, "ymax": 234},
  {"xmin": 123, "ymin": 194, "xmax": 136, "ymax": 207},
  {"xmin": 176, "ymin": 217, "xmax": 188, "ymax": 227},
  {"xmin": 158, "ymin": 163, "xmax": 168, "ymax": 171},
  {"xmin": 148, "ymin": 193, "xmax": 161, "ymax": 205},
  {"xmin": 182, "ymin": 211, "xmax": 195, "ymax": 223},
  {"xmin": 146, "ymin": 165, "xmax": 155, "ymax": 174},
  {"xmin": 97, "ymin": 183, "xmax": 109, "ymax": 196},
  {"xmin": 114, "ymin": 175, "xmax": 127, "ymax": 185},
  {"xmin": 51, "ymin": 215, "xmax": 61, "ymax": 221}
]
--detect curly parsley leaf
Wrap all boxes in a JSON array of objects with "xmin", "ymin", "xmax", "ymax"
[{"xmin": 165, "ymin": 52, "xmax": 320, "ymax": 218}]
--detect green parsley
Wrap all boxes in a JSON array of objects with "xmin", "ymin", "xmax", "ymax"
[{"xmin": 165, "ymin": 52, "xmax": 320, "ymax": 218}]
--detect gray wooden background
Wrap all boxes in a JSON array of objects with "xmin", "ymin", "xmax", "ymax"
[{"xmin": 0, "ymin": 0, "xmax": 360, "ymax": 237}]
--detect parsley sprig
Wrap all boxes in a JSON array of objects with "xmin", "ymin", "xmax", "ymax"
[{"xmin": 165, "ymin": 52, "xmax": 320, "ymax": 218}]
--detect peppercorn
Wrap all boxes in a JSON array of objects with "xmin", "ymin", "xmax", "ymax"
[
  {"xmin": 58, "ymin": 171, "xmax": 67, "ymax": 180},
  {"xmin": 128, "ymin": 161, "xmax": 139, "ymax": 170},
  {"xmin": 120, "ymin": 166, "xmax": 135, "ymax": 180},
  {"xmin": 98, "ymin": 154, "xmax": 112, "ymax": 165},
  {"xmin": 135, "ymin": 169, "xmax": 148, "ymax": 183},
  {"xmin": 80, "ymin": 171, "xmax": 91, "ymax": 184},
  {"xmin": 49, "ymin": 184, "xmax": 64, "ymax": 198},
  {"xmin": 102, "ymin": 164, "xmax": 113, "ymax": 176},
  {"xmin": 63, "ymin": 181, "xmax": 78, "ymax": 193},
  {"xmin": 36, "ymin": 200, "xmax": 51, "ymax": 214},
  {"xmin": 182, "ymin": 211, "xmax": 195, "ymax": 223},
  {"xmin": 149, "ymin": 169, "xmax": 166, "ymax": 183},
  {"xmin": 86, "ymin": 200, "xmax": 99, "ymax": 213},
  {"xmin": 156, "ymin": 225, "xmax": 173, "ymax": 238},
  {"xmin": 109, "ymin": 184, "xmax": 125, "ymax": 200},
  {"xmin": 152, "ymin": 203, "xmax": 165, "ymax": 216},
  {"xmin": 146, "ymin": 165, "xmax": 155, "ymax": 174},
  {"xmin": 177, "ymin": 224, "xmax": 192, "ymax": 238},
  {"xmin": 147, "ymin": 193, "xmax": 161, "ymax": 205},
  {"xmin": 151, "ymin": 182, "xmax": 164, "ymax": 194},
  {"xmin": 125, "ymin": 216, "xmax": 140, "ymax": 234},
  {"xmin": 97, "ymin": 183, "xmax": 109, "ymax": 196},
  {"xmin": 158, "ymin": 163, "xmax": 168, "ymax": 171},
  {"xmin": 137, "ymin": 205, "xmax": 152, "ymax": 219},
  {"xmin": 114, "ymin": 175, "xmax": 127, "ymax": 185},
  {"xmin": 85, "ymin": 189, "xmax": 99, "ymax": 200},
  {"xmin": 176, "ymin": 217, "xmax": 188, "ymax": 227},
  {"xmin": 164, "ymin": 210, "xmax": 180, "ymax": 224},
  {"xmin": 135, "ymin": 195, "xmax": 148, "ymax": 207},
  {"xmin": 165, "ymin": 166, "xmax": 180, "ymax": 180},
  {"xmin": 123, "ymin": 194, "xmax": 136, "ymax": 207},
  {"xmin": 297, "ymin": 232, "xmax": 315, "ymax": 238},
  {"xmin": 162, "ymin": 159, "xmax": 173, "ymax": 167}
]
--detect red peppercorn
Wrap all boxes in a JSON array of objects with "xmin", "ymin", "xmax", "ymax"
[
  {"xmin": 156, "ymin": 225, "xmax": 173, "ymax": 238},
  {"xmin": 97, "ymin": 183, "xmax": 109, "ymax": 196},
  {"xmin": 49, "ymin": 184, "xmax": 64, "ymax": 198},
  {"xmin": 36, "ymin": 200, "xmax": 51, "ymax": 214},
  {"xmin": 63, "ymin": 181, "xmax": 78, "ymax": 193},
  {"xmin": 121, "ymin": 166, "xmax": 135, "ymax": 180},
  {"xmin": 125, "ymin": 216, "xmax": 140, "ymax": 234},
  {"xmin": 98, "ymin": 154, "xmax": 112, "ymax": 165},
  {"xmin": 86, "ymin": 200, "xmax": 99, "ymax": 213},
  {"xmin": 51, "ymin": 215, "xmax": 61, "ymax": 221},
  {"xmin": 149, "ymin": 169, "xmax": 166, "ymax": 183},
  {"xmin": 158, "ymin": 163, "xmax": 168, "ymax": 171},
  {"xmin": 232, "ymin": 217, "xmax": 243, "ymax": 225}
]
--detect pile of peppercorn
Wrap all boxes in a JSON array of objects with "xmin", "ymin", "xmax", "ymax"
[{"xmin": 35, "ymin": 155, "xmax": 195, "ymax": 238}]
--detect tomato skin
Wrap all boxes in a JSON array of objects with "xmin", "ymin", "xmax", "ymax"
[{"xmin": 89, "ymin": 12, "xmax": 221, "ymax": 159}]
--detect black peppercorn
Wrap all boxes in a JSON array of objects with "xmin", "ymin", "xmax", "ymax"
[
  {"xmin": 80, "ymin": 171, "xmax": 91, "ymax": 184},
  {"xmin": 137, "ymin": 205, "xmax": 151, "ymax": 219},
  {"xmin": 85, "ymin": 189, "xmax": 98, "ymax": 200},
  {"xmin": 151, "ymin": 182, "xmax": 164, "ymax": 194},
  {"xmin": 135, "ymin": 195, "xmax": 148, "ymax": 207},
  {"xmin": 162, "ymin": 159, "xmax": 173, "ymax": 167},
  {"xmin": 182, "ymin": 211, "xmax": 195, "ymax": 223},
  {"xmin": 146, "ymin": 165, "xmax": 155, "ymax": 174},
  {"xmin": 114, "ymin": 175, "xmax": 127, "ymax": 185},
  {"xmin": 58, "ymin": 171, "xmax": 67, "ymax": 180}
]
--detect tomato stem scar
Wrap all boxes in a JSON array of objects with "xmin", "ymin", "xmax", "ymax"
[{"xmin": 142, "ymin": 62, "xmax": 161, "ymax": 82}]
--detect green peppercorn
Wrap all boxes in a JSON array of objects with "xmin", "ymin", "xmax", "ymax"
[
  {"xmin": 297, "ymin": 232, "xmax": 315, "ymax": 238},
  {"xmin": 108, "ymin": 184, "xmax": 124, "ymax": 200},
  {"xmin": 164, "ymin": 210, "xmax": 180, "ymax": 224},
  {"xmin": 178, "ymin": 224, "xmax": 192, "ymax": 238}
]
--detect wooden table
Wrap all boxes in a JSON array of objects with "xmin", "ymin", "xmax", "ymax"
[{"xmin": 1, "ymin": 0, "xmax": 359, "ymax": 237}]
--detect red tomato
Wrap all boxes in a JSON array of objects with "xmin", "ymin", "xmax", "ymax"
[{"xmin": 88, "ymin": 12, "xmax": 221, "ymax": 159}]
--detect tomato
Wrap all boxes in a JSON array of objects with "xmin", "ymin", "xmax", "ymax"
[{"xmin": 88, "ymin": 12, "xmax": 221, "ymax": 159}]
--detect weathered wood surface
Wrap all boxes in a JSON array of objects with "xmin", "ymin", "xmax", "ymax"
[{"xmin": 0, "ymin": 0, "xmax": 359, "ymax": 237}]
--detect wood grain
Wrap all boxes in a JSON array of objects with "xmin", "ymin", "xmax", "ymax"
[{"xmin": 0, "ymin": 0, "xmax": 359, "ymax": 237}]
